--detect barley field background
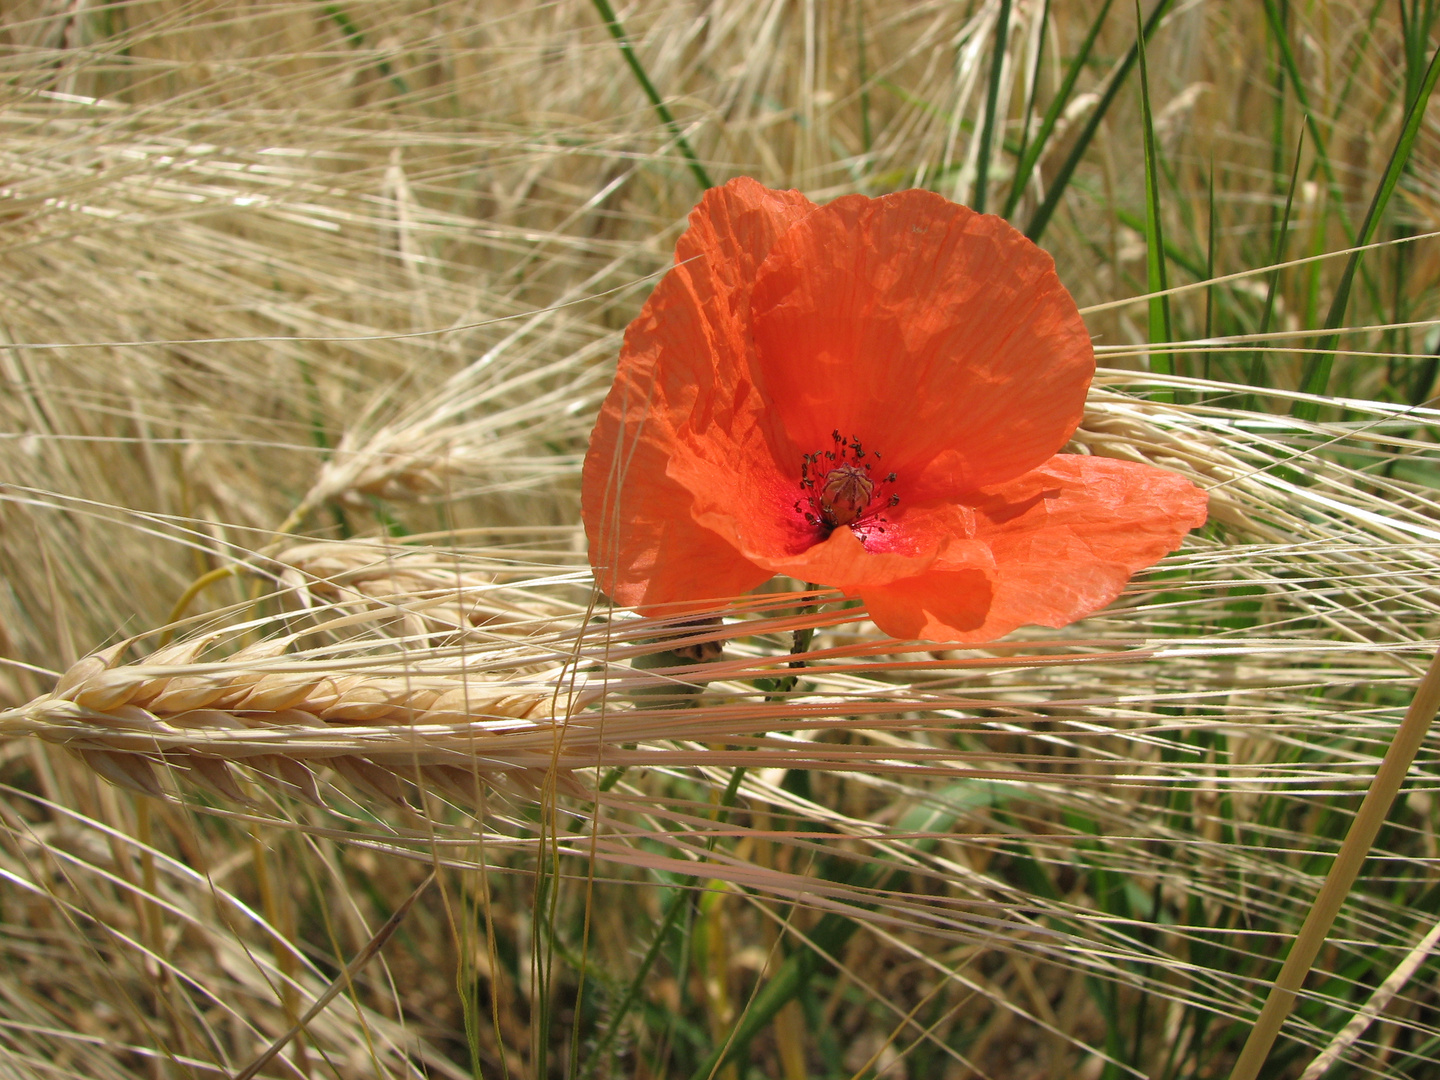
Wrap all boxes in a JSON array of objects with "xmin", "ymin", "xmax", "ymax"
[{"xmin": 2, "ymin": 1, "xmax": 1440, "ymax": 1078}]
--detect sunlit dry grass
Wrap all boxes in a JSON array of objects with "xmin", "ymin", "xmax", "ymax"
[{"xmin": 2, "ymin": 2, "xmax": 1440, "ymax": 1078}]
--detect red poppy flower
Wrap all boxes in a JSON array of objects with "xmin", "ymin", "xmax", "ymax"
[{"xmin": 582, "ymin": 178, "xmax": 1208, "ymax": 642}]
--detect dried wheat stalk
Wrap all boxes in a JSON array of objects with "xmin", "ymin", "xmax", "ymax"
[
  {"xmin": 16, "ymin": 386, "xmax": 1437, "ymax": 818},
  {"xmin": 266, "ymin": 539, "xmax": 584, "ymax": 640},
  {"xmin": 300, "ymin": 324, "xmax": 615, "ymax": 514},
  {"xmin": 0, "ymin": 631, "xmax": 607, "ymax": 812}
]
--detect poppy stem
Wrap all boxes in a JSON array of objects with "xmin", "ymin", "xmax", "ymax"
[
  {"xmin": 630, "ymin": 616, "xmax": 725, "ymax": 709},
  {"xmin": 770, "ymin": 585, "xmax": 822, "ymax": 697},
  {"xmin": 581, "ymin": 769, "xmax": 749, "ymax": 1080},
  {"xmin": 789, "ymin": 626, "xmax": 814, "ymax": 669}
]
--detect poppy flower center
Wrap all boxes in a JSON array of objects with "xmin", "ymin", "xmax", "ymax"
[{"xmin": 793, "ymin": 430, "xmax": 899, "ymax": 537}]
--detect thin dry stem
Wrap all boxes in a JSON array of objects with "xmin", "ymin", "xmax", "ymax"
[{"xmin": 1228, "ymin": 645, "xmax": 1440, "ymax": 1080}]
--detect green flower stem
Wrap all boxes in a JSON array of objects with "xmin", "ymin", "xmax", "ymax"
[
  {"xmin": 589, "ymin": 594, "xmax": 826, "ymax": 1077},
  {"xmin": 585, "ymin": 605, "xmax": 812, "ymax": 1078},
  {"xmin": 581, "ymin": 760, "xmax": 749, "ymax": 1080},
  {"xmin": 1227, "ymin": 644, "xmax": 1440, "ymax": 1080}
]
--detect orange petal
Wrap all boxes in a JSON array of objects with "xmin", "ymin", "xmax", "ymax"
[
  {"xmin": 859, "ymin": 455, "xmax": 1207, "ymax": 642},
  {"xmin": 749, "ymin": 190, "xmax": 1094, "ymax": 492},
  {"xmin": 583, "ymin": 380, "xmax": 771, "ymax": 609},
  {"xmin": 582, "ymin": 178, "xmax": 815, "ymax": 610},
  {"xmin": 859, "ymin": 570, "xmax": 995, "ymax": 641},
  {"xmin": 747, "ymin": 502, "xmax": 994, "ymax": 589}
]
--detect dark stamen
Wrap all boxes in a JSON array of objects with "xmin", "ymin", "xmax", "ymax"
[{"xmin": 793, "ymin": 434, "xmax": 900, "ymax": 540}]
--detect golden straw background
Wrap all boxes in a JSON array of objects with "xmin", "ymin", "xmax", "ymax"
[{"xmin": 2, "ymin": 2, "xmax": 1440, "ymax": 1078}]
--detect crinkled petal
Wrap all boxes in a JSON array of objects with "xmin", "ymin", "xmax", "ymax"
[
  {"xmin": 859, "ymin": 455, "xmax": 1208, "ymax": 642},
  {"xmin": 583, "ymin": 371, "xmax": 770, "ymax": 609},
  {"xmin": 582, "ymin": 178, "xmax": 815, "ymax": 609},
  {"xmin": 749, "ymin": 190, "xmax": 1094, "ymax": 492}
]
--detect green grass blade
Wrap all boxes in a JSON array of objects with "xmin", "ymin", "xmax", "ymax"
[
  {"xmin": 581, "ymin": 884, "xmax": 689, "ymax": 1079},
  {"xmin": 1012, "ymin": 0, "xmax": 1051, "ymax": 193},
  {"xmin": 972, "ymin": 0, "xmax": 1011, "ymax": 213},
  {"xmin": 1331, "ymin": 0, "xmax": 1389, "ymax": 134},
  {"xmin": 1004, "ymin": 0, "xmax": 1114, "ymax": 220},
  {"xmin": 1204, "ymin": 158, "xmax": 1216, "ymax": 346},
  {"xmin": 1246, "ymin": 127, "xmax": 1305, "ymax": 405},
  {"xmin": 1259, "ymin": 0, "xmax": 1386, "ymax": 324},
  {"xmin": 1136, "ymin": 0, "xmax": 1172, "ymax": 389},
  {"xmin": 1292, "ymin": 37, "xmax": 1440, "ymax": 419},
  {"xmin": 686, "ymin": 900, "xmax": 863, "ymax": 1080},
  {"xmin": 685, "ymin": 785, "xmax": 999, "ymax": 1079},
  {"xmin": 323, "ymin": 5, "xmax": 412, "ymax": 97},
  {"xmin": 1259, "ymin": 0, "xmax": 1350, "ymax": 244},
  {"xmin": 1111, "ymin": 207, "xmax": 1205, "ymax": 278},
  {"xmin": 1266, "ymin": 6, "xmax": 1288, "ymax": 232},
  {"xmin": 1400, "ymin": 0, "xmax": 1439, "ymax": 111},
  {"xmin": 1025, "ymin": 0, "xmax": 1174, "ymax": 243},
  {"xmin": 590, "ymin": 0, "xmax": 714, "ymax": 191},
  {"xmin": 856, "ymin": 0, "xmax": 873, "ymax": 157}
]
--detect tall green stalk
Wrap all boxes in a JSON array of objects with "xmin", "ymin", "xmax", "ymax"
[
  {"xmin": 1136, "ymin": 0, "xmax": 1172, "ymax": 391},
  {"xmin": 1025, "ymin": 0, "xmax": 1175, "ymax": 243},
  {"xmin": 1004, "ymin": 0, "xmax": 1112, "ymax": 220},
  {"xmin": 590, "ymin": 0, "xmax": 714, "ymax": 191},
  {"xmin": 1293, "ymin": 37, "xmax": 1440, "ymax": 418},
  {"xmin": 1246, "ymin": 129, "xmax": 1305, "ymax": 408},
  {"xmin": 972, "ymin": 0, "xmax": 1011, "ymax": 214}
]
